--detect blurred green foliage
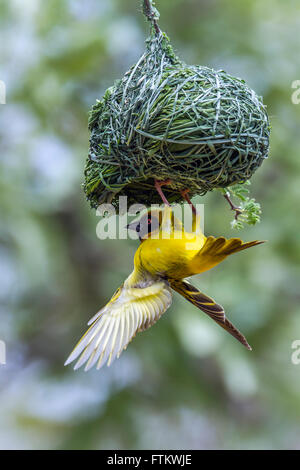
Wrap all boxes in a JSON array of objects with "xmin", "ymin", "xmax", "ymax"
[{"xmin": 0, "ymin": 0, "xmax": 300, "ymax": 450}]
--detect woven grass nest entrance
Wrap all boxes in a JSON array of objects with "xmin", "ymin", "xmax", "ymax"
[{"xmin": 84, "ymin": 10, "xmax": 270, "ymax": 210}]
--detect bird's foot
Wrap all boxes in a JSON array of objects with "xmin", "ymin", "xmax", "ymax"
[
  {"xmin": 154, "ymin": 179, "xmax": 172, "ymax": 206},
  {"xmin": 180, "ymin": 189, "xmax": 197, "ymax": 216}
]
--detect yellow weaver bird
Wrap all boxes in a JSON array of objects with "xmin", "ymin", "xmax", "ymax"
[{"xmin": 65, "ymin": 206, "xmax": 264, "ymax": 371}]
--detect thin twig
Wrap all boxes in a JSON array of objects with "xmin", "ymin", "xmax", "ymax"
[
  {"xmin": 143, "ymin": 0, "xmax": 161, "ymax": 34},
  {"xmin": 224, "ymin": 192, "xmax": 243, "ymax": 220}
]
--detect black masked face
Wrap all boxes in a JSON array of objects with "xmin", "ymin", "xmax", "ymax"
[{"xmin": 127, "ymin": 211, "xmax": 161, "ymax": 240}]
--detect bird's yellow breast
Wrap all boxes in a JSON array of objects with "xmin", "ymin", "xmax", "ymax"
[{"xmin": 135, "ymin": 230, "xmax": 206, "ymax": 279}]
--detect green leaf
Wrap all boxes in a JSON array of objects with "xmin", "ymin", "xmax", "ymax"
[{"xmin": 220, "ymin": 181, "xmax": 262, "ymax": 230}]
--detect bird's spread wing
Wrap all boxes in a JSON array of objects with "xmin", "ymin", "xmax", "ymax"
[
  {"xmin": 191, "ymin": 236, "xmax": 264, "ymax": 274},
  {"xmin": 65, "ymin": 277, "xmax": 172, "ymax": 371},
  {"xmin": 170, "ymin": 278, "xmax": 251, "ymax": 350}
]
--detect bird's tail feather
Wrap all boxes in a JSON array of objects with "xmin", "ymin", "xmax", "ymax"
[{"xmin": 170, "ymin": 278, "xmax": 251, "ymax": 350}]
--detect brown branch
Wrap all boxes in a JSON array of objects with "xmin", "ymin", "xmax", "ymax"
[
  {"xmin": 224, "ymin": 192, "xmax": 243, "ymax": 220},
  {"xmin": 143, "ymin": 0, "xmax": 161, "ymax": 34}
]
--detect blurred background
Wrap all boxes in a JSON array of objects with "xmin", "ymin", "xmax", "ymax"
[{"xmin": 1, "ymin": 0, "xmax": 300, "ymax": 450}]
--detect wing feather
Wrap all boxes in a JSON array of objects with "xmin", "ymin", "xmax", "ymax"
[
  {"xmin": 191, "ymin": 236, "xmax": 265, "ymax": 274},
  {"xmin": 65, "ymin": 278, "xmax": 172, "ymax": 371}
]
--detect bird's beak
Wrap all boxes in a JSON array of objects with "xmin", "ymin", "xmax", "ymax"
[{"xmin": 126, "ymin": 221, "xmax": 139, "ymax": 231}]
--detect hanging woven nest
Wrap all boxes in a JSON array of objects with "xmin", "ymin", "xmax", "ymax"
[{"xmin": 84, "ymin": 2, "xmax": 270, "ymax": 210}]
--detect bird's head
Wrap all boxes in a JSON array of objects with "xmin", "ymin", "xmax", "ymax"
[
  {"xmin": 126, "ymin": 209, "xmax": 162, "ymax": 241},
  {"xmin": 126, "ymin": 206, "xmax": 183, "ymax": 241}
]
